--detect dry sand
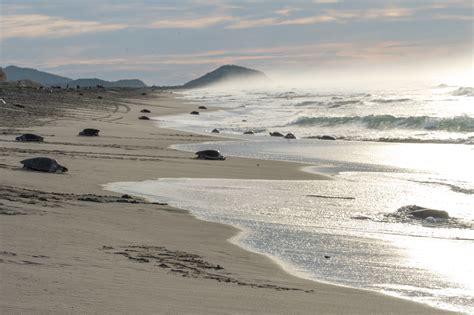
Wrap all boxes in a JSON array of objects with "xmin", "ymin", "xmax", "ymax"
[{"xmin": 0, "ymin": 87, "xmax": 453, "ymax": 314}]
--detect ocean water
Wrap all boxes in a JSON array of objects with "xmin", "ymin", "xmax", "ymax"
[{"xmin": 105, "ymin": 85, "xmax": 473, "ymax": 313}]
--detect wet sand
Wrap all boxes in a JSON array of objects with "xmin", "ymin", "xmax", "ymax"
[{"xmin": 0, "ymin": 87, "xmax": 452, "ymax": 314}]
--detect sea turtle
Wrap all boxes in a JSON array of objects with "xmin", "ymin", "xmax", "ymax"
[
  {"xmin": 269, "ymin": 131, "xmax": 284, "ymax": 137},
  {"xmin": 211, "ymin": 128, "xmax": 220, "ymax": 133},
  {"xmin": 79, "ymin": 128, "xmax": 100, "ymax": 136},
  {"xmin": 140, "ymin": 109, "xmax": 151, "ymax": 113},
  {"xmin": 318, "ymin": 135, "xmax": 336, "ymax": 140},
  {"xmin": 20, "ymin": 157, "xmax": 68, "ymax": 173},
  {"xmin": 198, "ymin": 106, "xmax": 207, "ymax": 110},
  {"xmin": 190, "ymin": 111, "xmax": 200, "ymax": 115},
  {"xmin": 284, "ymin": 133, "xmax": 296, "ymax": 139},
  {"xmin": 16, "ymin": 133, "xmax": 44, "ymax": 142},
  {"xmin": 195, "ymin": 150, "xmax": 226, "ymax": 160},
  {"xmin": 138, "ymin": 116, "xmax": 150, "ymax": 120}
]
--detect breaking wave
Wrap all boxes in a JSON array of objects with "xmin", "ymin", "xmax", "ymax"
[
  {"xmin": 288, "ymin": 114, "xmax": 474, "ymax": 132},
  {"xmin": 451, "ymin": 87, "xmax": 474, "ymax": 97}
]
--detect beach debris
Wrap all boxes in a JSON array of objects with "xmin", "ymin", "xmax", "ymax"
[
  {"xmin": 140, "ymin": 109, "xmax": 151, "ymax": 113},
  {"xmin": 20, "ymin": 157, "xmax": 68, "ymax": 173},
  {"xmin": 244, "ymin": 130, "xmax": 255, "ymax": 135},
  {"xmin": 211, "ymin": 128, "xmax": 220, "ymax": 133},
  {"xmin": 284, "ymin": 133, "xmax": 296, "ymax": 139},
  {"xmin": 195, "ymin": 150, "xmax": 226, "ymax": 160},
  {"xmin": 16, "ymin": 133, "xmax": 44, "ymax": 142},
  {"xmin": 79, "ymin": 128, "xmax": 100, "ymax": 136},
  {"xmin": 138, "ymin": 116, "xmax": 150, "ymax": 120},
  {"xmin": 190, "ymin": 111, "xmax": 200, "ymax": 115},
  {"xmin": 269, "ymin": 131, "xmax": 284, "ymax": 137},
  {"xmin": 0, "ymin": 98, "xmax": 6, "ymax": 104},
  {"xmin": 398, "ymin": 205, "xmax": 449, "ymax": 219},
  {"xmin": 198, "ymin": 106, "xmax": 207, "ymax": 110}
]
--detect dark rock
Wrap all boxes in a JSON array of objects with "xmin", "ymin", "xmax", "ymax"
[
  {"xmin": 16, "ymin": 133, "xmax": 44, "ymax": 142},
  {"xmin": 121, "ymin": 194, "xmax": 132, "ymax": 199},
  {"xmin": 195, "ymin": 150, "xmax": 226, "ymax": 160},
  {"xmin": 244, "ymin": 130, "xmax": 254, "ymax": 135},
  {"xmin": 79, "ymin": 128, "xmax": 100, "ymax": 136},
  {"xmin": 284, "ymin": 133, "xmax": 296, "ymax": 139}
]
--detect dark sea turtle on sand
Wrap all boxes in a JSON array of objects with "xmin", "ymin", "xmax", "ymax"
[
  {"xmin": 21, "ymin": 157, "xmax": 68, "ymax": 173},
  {"xmin": 198, "ymin": 106, "xmax": 207, "ymax": 110},
  {"xmin": 140, "ymin": 109, "xmax": 151, "ymax": 113},
  {"xmin": 195, "ymin": 150, "xmax": 226, "ymax": 160},
  {"xmin": 269, "ymin": 132, "xmax": 284, "ymax": 137},
  {"xmin": 16, "ymin": 133, "xmax": 44, "ymax": 142},
  {"xmin": 190, "ymin": 111, "xmax": 200, "ymax": 115},
  {"xmin": 138, "ymin": 116, "xmax": 150, "ymax": 120},
  {"xmin": 211, "ymin": 128, "xmax": 220, "ymax": 133},
  {"xmin": 284, "ymin": 133, "xmax": 296, "ymax": 139},
  {"xmin": 318, "ymin": 135, "xmax": 336, "ymax": 140},
  {"xmin": 79, "ymin": 128, "xmax": 100, "ymax": 136}
]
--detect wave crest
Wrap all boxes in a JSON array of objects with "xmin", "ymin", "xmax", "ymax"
[
  {"xmin": 288, "ymin": 115, "xmax": 474, "ymax": 132},
  {"xmin": 451, "ymin": 87, "xmax": 474, "ymax": 97}
]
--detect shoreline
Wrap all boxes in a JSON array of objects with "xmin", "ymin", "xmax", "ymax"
[{"xmin": 0, "ymin": 88, "xmax": 453, "ymax": 314}]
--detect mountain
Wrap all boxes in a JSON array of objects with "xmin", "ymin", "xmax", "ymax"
[
  {"xmin": 183, "ymin": 65, "xmax": 269, "ymax": 89},
  {"xmin": 2, "ymin": 65, "xmax": 147, "ymax": 88},
  {"xmin": 4, "ymin": 65, "xmax": 72, "ymax": 86},
  {"xmin": 65, "ymin": 78, "xmax": 147, "ymax": 88}
]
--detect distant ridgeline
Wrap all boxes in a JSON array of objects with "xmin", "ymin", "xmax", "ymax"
[
  {"xmin": 181, "ymin": 65, "xmax": 270, "ymax": 89},
  {"xmin": 2, "ymin": 65, "xmax": 147, "ymax": 88}
]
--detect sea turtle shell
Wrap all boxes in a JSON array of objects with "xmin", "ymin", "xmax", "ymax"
[
  {"xmin": 79, "ymin": 128, "xmax": 100, "ymax": 136},
  {"xmin": 20, "ymin": 157, "xmax": 68, "ymax": 173},
  {"xmin": 16, "ymin": 133, "xmax": 44, "ymax": 142},
  {"xmin": 195, "ymin": 150, "xmax": 226, "ymax": 160}
]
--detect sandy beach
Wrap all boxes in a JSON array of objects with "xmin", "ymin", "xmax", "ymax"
[{"xmin": 0, "ymin": 87, "xmax": 453, "ymax": 314}]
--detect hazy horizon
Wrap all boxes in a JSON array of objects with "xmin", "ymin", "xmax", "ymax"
[{"xmin": 1, "ymin": 0, "xmax": 472, "ymax": 86}]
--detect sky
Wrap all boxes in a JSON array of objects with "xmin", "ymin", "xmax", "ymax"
[{"xmin": 0, "ymin": 0, "xmax": 472, "ymax": 86}]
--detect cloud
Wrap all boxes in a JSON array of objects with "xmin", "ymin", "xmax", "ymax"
[
  {"xmin": 226, "ymin": 6, "xmax": 417, "ymax": 29},
  {"xmin": 148, "ymin": 15, "xmax": 234, "ymax": 29},
  {"xmin": 1, "ymin": 14, "xmax": 127, "ymax": 40},
  {"xmin": 227, "ymin": 17, "xmax": 278, "ymax": 29},
  {"xmin": 274, "ymin": 7, "xmax": 300, "ymax": 16}
]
